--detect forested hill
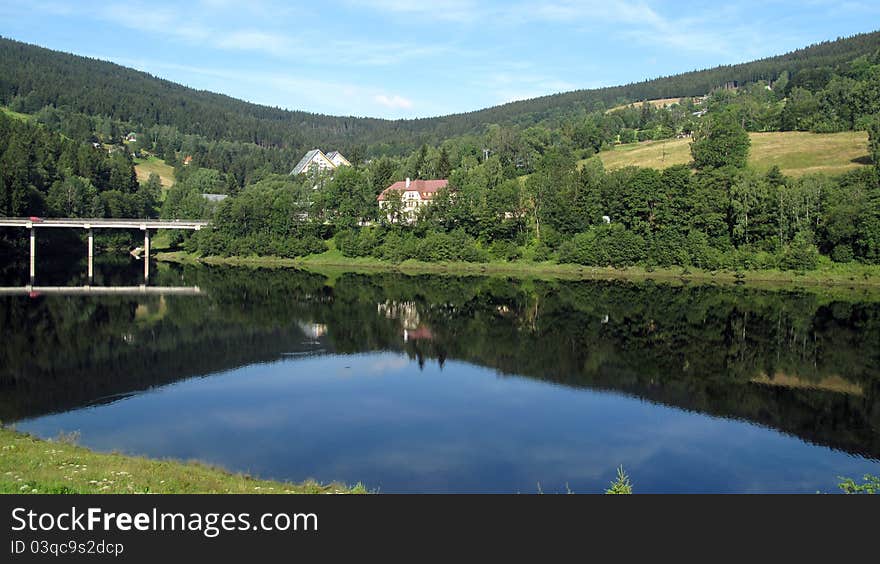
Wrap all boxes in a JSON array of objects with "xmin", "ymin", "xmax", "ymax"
[{"xmin": 1, "ymin": 31, "xmax": 879, "ymax": 154}]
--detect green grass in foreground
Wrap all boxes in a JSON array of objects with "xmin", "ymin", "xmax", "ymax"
[
  {"xmin": 0, "ymin": 427, "xmax": 366, "ymax": 494},
  {"xmin": 595, "ymin": 131, "xmax": 870, "ymax": 177}
]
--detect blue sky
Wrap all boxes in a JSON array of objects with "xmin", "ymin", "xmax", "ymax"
[{"xmin": 1, "ymin": 1, "xmax": 878, "ymax": 119}]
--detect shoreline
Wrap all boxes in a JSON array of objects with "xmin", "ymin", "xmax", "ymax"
[
  {"xmin": 156, "ymin": 250, "xmax": 880, "ymax": 291},
  {"xmin": 0, "ymin": 427, "xmax": 366, "ymax": 494}
]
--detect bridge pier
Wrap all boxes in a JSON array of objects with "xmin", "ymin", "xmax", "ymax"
[{"xmin": 29, "ymin": 227, "xmax": 35, "ymax": 283}]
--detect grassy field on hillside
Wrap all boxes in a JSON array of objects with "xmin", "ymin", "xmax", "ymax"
[
  {"xmin": 134, "ymin": 155, "xmax": 175, "ymax": 188},
  {"xmin": 606, "ymin": 97, "xmax": 684, "ymax": 113},
  {"xmin": 0, "ymin": 427, "xmax": 366, "ymax": 494},
  {"xmin": 0, "ymin": 106, "xmax": 30, "ymax": 121},
  {"xmin": 595, "ymin": 131, "xmax": 870, "ymax": 176}
]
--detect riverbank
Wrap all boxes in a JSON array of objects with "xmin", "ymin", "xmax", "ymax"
[
  {"xmin": 0, "ymin": 427, "xmax": 367, "ymax": 494},
  {"xmin": 156, "ymin": 249, "xmax": 880, "ymax": 290}
]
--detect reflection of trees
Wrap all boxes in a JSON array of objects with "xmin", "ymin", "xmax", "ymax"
[{"xmin": 1, "ymin": 266, "xmax": 878, "ymax": 458}]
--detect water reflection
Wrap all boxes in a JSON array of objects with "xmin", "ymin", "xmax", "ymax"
[{"xmin": 2, "ymin": 264, "xmax": 879, "ymax": 492}]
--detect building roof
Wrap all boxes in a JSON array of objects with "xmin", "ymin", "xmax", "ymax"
[
  {"xmin": 201, "ymin": 193, "xmax": 228, "ymax": 202},
  {"xmin": 326, "ymin": 150, "xmax": 351, "ymax": 166},
  {"xmin": 377, "ymin": 179, "xmax": 448, "ymax": 201},
  {"xmin": 291, "ymin": 149, "xmax": 329, "ymax": 175}
]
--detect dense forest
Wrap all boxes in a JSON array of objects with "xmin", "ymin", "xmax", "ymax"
[{"xmin": 2, "ymin": 32, "xmax": 880, "ymax": 272}]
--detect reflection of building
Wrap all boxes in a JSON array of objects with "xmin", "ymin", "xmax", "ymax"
[
  {"xmin": 403, "ymin": 327, "xmax": 433, "ymax": 343},
  {"xmin": 377, "ymin": 300, "xmax": 434, "ymax": 343},
  {"xmin": 296, "ymin": 320, "xmax": 327, "ymax": 341},
  {"xmin": 377, "ymin": 300, "xmax": 420, "ymax": 329}
]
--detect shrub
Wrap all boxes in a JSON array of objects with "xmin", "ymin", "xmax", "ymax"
[
  {"xmin": 780, "ymin": 230, "xmax": 820, "ymax": 271},
  {"xmin": 376, "ymin": 232, "xmax": 419, "ymax": 263},
  {"xmin": 838, "ymin": 474, "xmax": 879, "ymax": 494},
  {"xmin": 649, "ymin": 230, "xmax": 689, "ymax": 267},
  {"xmin": 336, "ymin": 228, "xmax": 380, "ymax": 258},
  {"xmin": 523, "ymin": 240, "xmax": 552, "ymax": 262},
  {"xmin": 831, "ymin": 244, "xmax": 855, "ymax": 263},
  {"xmin": 489, "ymin": 240, "xmax": 521, "ymax": 261},
  {"xmin": 605, "ymin": 466, "xmax": 633, "ymax": 494},
  {"xmin": 413, "ymin": 230, "xmax": 487, "ymax": 263},
  {"xmin": 559, "ymin": 224, "xmax": 646, "ymax": 267}
]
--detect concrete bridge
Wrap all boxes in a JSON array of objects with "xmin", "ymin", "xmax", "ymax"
[
  {"xmin": 0, "ymin": 217, "xmax": 209, "ymax": 282},
  {"xmin": 0, "ymin": 285, "xmax": 203, "ymax": 296}
]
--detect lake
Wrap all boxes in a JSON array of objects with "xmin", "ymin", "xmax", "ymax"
[{"xmin": 2, "ymin": 257, "xmax": 879, "ymax": 493}]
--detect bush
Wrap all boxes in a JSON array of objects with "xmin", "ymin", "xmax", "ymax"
[
  {"xmin": 414, "ymin": 230, "xmax": 487, "ymax": 262},
  {"xmin": 558, "ymin": 224, "xmax": 647, "ymax": 267},
  {"xmin": 649, "ymin": 230, "xmax": 689, "ymax": 267},
  {"xmin": 780, "ymin": 231, "xmax": 820, "ymax": 271},
  {"xmin": 488, "ymin": 240, "xmax": 521, "ymax": 261},
  {"xmin": 838, "ymin": 474, "xmax": 879, "ymax": 494},
  {"xmin": 684, "ymin": 230, "xmax": 737, "ymax": 270},
  {"xmin": 277, "ymin": 235, "xmax": 327, "ymax": 257},
  {"xmin": 523, "ymin": 240, "xmax": 552, "ymax": 262},
  {"xmin": 336, "ymin": 228, "xmax": 380, "ymax": 258},
  {"xmin": 376, "ymin": 232, "xmax": 419, "ymax": 263},
  {"xmin": 192, "ymin": 229, "xmax": 325, "ymax": 258},
  {"xmin": 831, "ymin": 244, "xmax": 855, "ymax": 263},
  {"xmin": 605, "ymin": 466, "xmax": 633, "ymax": 494}
]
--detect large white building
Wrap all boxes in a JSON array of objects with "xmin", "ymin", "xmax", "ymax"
[
  {"xmin": 325, "ymin": 151, "xmax": 351, "ymax": 168},
  {"xmin": 290, "ymin": 149, "xmax": 350, "ymax": 176}
]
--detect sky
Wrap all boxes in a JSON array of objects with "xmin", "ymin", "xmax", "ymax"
[{"xmin": 1, "ymin": 1, "xmax": 878, "ymax": 119}]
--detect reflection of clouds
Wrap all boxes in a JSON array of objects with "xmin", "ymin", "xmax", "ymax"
[
  {"xmin": 19, "ymin": 350, "xmax": 880, "ymax": 493},
  {"xmin": 361, "ymin": 355, "xmax": 410, "ymax": 375}
]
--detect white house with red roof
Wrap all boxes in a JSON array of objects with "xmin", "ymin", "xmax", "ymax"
[{"xmin": 377, "ymin": 177, "xmax": 448, "ymax": 222}]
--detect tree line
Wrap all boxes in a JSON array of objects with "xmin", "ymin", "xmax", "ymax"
[{"xmin": 169, "ymin": 106, "xmax": 880, "ymax": 271}]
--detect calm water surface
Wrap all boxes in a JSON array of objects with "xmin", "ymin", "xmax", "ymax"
[{"xmin": 2, "ymin": 258, "xmax": 879, "ymax": 492}]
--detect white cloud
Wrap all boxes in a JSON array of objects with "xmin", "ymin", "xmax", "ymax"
[
  {"xmin": 106, "ymin": 57, "xmax": 424, "ymax": 117},
  {"xmin": 374, "ymin": 94, "xmax": 414, "ymax": 110},
  {"xmin": 346, "ymin": 0, "xmax": 481, "ymax": 23},
  {"xmin": 93, "ymin": 5, "xmax": 458, "ymax": 66},
  {"xmin": 478, "ymin": 69, "xmax": 579, "ymax": 104},
  {"xmin": 101, "ymin": 5, "xmax": 211, "ymax": 42}
]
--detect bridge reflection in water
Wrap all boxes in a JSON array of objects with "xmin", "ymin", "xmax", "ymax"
[{"xmin": 0, "ymin": 285, "xmax": 202, "ymax": 296}]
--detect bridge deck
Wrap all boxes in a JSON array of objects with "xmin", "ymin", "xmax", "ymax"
[{"xmin": 0, "ymin": 218, "xmax": 209, "ymax": 230}]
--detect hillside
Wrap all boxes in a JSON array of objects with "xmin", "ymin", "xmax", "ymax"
[
  {"xmin": 606, "ymin": 97, "xmax": 684, "ymax": 114},
  {"xmin": 133, "ymin": 156, "xmax": 175, "ymax": 188},
  {"xmin": 1, "ymin": 31, "xmax": 879, "ymax": 155},
  {"xmin": 596, "ymin": 131, "xmax": 871, "ymax": 177}
]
